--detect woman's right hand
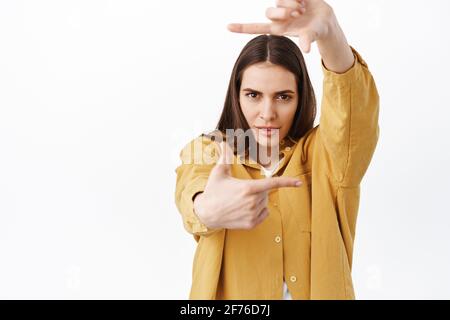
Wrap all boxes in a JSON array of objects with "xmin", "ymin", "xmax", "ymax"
[{"xmin": 193, "ymin": 141, "xmax": 302, "ymax": 230}]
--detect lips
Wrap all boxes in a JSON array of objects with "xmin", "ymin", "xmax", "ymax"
[
  {"xmin": 255, "ymin": 126, "xmax": 280, "ymax": 137},
  {"xmin": 255, "ymin": 126, "xmax": 281, "ymax": 130}
]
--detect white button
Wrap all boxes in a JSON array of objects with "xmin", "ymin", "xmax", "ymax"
[
  {"xmin": 274, "ymin": 236, "xmax": 281, "ymax": 243},
  {"xmin": 290, "ymin": 275, "xmax": 297, "ymax": 282},
  {"xmin": 284, "ymin": 146, "xmax": 291, "ymax": 152}
]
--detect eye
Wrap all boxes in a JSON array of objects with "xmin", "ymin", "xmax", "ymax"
[
  {"xmin": 245, "ymin": 92, "xmax": 258, "ymax": 99},
  {"xmin": 244, "ymin": 92, "xmax": 292, "ymax": 101},
  {"xmin": 278, "ymin": 94, "xmax": 291, "ymax": 101}
]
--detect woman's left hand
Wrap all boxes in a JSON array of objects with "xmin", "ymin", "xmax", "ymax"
[{"xmin": 227, "ymin": 0, "xmax": 338, "ymax": 53}]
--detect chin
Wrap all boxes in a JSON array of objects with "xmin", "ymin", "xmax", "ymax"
[
  {"xmin": 255, "ymin": 132, "xmax": 281, "ymax": 148},
  {"xmin": 250, "ymin": 127, "xmax": 283, "ymax": 148}
]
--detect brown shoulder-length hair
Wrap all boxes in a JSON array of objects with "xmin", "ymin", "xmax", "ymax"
[{"xmin": 212, "ymin": 34, "xmax": 316, "ymax": 155}]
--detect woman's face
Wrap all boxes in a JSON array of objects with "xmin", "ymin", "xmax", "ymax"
[{"xmin": 239, "ymin": 62, "xmax": 298, "ymax": 149}]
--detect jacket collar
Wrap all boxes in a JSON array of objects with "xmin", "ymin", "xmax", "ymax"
[{"xmin": 238, "ymin": 136, "xmax": 298, "ymax": 176}]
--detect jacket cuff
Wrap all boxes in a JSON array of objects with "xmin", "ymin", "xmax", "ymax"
[
  {"xmin": 321, "ymin": 45, "xmax": 368, "ymax": 85},
  {"xmin": 182, "ymin": 177, "xmax": 220, "ymax": 235}
]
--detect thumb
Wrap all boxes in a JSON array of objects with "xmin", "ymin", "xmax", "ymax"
[
  {"xmin": 298, "ymin": 31, "xmax": 314, "ymax": 53},
  {"xmin": 213, "ymin": 140, "xmax": 234, "ymax": 176}
]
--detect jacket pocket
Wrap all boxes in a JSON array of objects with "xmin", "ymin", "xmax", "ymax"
[{"xmin": 296, "ymin": 171, "xmax": 312, "ymax": 187}]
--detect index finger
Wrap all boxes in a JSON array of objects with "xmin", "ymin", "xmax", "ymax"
[
  {"xmin": 247, "ymin": 176, "xmax": 302, "ymax": 194},
  {"xmin": 227, "ymin": 23, "xmax": 272, "ymax": 34}
]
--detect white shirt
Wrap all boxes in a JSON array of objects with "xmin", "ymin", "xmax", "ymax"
[{"xmin": 260, "ymin": 157, "xmax": 293, "ymax": 300}]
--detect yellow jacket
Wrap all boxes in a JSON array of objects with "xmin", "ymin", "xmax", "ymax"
[{"xmin": 174, "ymin": 46, "xmax": 379, "ymax": 300}]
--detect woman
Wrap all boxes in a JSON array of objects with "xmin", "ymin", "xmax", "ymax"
[{"xmin": 175, "ymin": 0, "xmax": 379, "ymax": 300}]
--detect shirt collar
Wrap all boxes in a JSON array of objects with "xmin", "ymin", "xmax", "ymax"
[{"xmin": 238, "ymin": 136, "xmax": 297, "ymax": 173}]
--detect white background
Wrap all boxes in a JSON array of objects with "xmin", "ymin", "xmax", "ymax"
[{"xmin": 0, "ymin": 0, "xmax": 449, "ymax": 299}]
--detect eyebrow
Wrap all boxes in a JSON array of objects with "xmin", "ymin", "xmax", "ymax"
[{"xmin": 242, "ymin": 88, "xmax": 295, "ymax": 94}]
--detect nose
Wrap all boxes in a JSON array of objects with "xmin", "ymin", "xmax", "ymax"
[{"xmin": 259, "ymin": 100, "xmax": 276, "ymax": 121}]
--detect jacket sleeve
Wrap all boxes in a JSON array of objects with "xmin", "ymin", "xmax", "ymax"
[
  {"xmin": 174, "ymin": 135, "xmax": 224, "ymax": 238},
  {"xmin": 317, "ymin": 45, "xmax": 380, "ymax": 187}
]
